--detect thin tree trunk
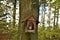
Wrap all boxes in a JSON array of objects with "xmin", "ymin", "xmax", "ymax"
[
  {"xmin": 49, "ymin": 3, "xmax": 51, "ymax": 27},
  {"xmin": 13, "ymin": 0, "xmax": 16, "ymax": 27},
  {"xmin": 18, "ymin": 0, "xmax": 21, "ymax": 40},
  {"xmin": 54, "ymin": 6, "xmax": 56, "ymax": 29},
  {"xmin": 56, "ymin": 7, "xmax": 59, "ymax": 29}
]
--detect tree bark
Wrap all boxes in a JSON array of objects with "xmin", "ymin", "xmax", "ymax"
[{"xmin": 18, "ymin": 0, "xmax": 39, "ymax": 40}]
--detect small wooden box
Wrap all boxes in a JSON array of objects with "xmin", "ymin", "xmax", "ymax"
[{"xmin": 23, "ymin": 14, "xmax": 38, "ymax": 32}]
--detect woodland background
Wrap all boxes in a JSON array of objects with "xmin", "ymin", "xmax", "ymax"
[{"xmin": 0, "ymin": 0, "xmax": 60, "ymax": 40}]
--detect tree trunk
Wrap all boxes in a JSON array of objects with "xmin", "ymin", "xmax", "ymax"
[
  {"xmin": 54, "ymin": 6, "xmax": 56, "ymax": 29},
  {"xmin": 18, "ymin": 0, "xmax": 39, "ymax": 40},
  {"xmin": 56, "ymin": 7, "xmax": 59, "ymax": 28},
  {"xmin": 13, "ymin": 0, "xmax": 16, "ymax": 27}
]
